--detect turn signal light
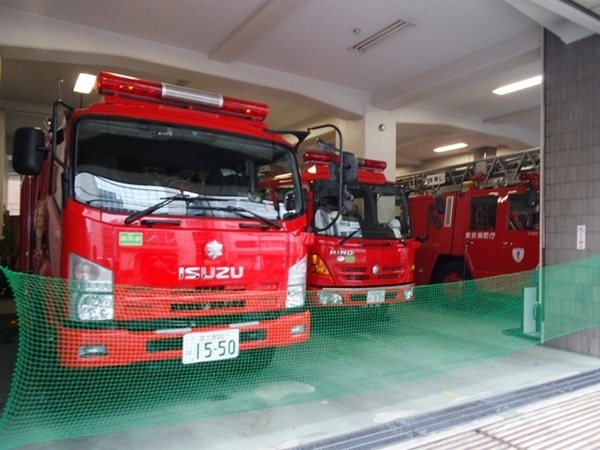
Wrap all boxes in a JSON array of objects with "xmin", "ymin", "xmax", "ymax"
[{"xmin": 309, "ymin": 252, "xmax": 331, "ymax": 276}]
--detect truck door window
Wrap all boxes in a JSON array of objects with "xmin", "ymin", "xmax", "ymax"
[
  {"xmin": 507, "ymin": 193, "xmax": 539, "ymax": 230},
  {"xmin": 469, "ymin": 196, "xmax": 497, "ymax": 231}
]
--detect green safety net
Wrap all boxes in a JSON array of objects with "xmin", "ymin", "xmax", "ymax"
[{"xmin": 1, "ymin": 256, "xmax": 599, "ymax": 449}]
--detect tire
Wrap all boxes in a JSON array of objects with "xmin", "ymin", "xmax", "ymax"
[{"xmin": 432, "ymin": 261, "xmax": 472, "ymax": 303}]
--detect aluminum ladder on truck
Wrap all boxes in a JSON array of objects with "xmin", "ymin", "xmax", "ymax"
[{"xmin": 396, "ymin": 147, "xmax": 540, "ymax": 192}]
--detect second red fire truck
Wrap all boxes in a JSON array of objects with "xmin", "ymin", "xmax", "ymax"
[{"xmin": 265, "ymin": 134, "xmax": 418, "ymax": 312}]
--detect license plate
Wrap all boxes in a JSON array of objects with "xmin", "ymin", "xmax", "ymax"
[
  {"xmin": 366, "ymin": 290, "xmax": 386, "ymax": 304},
  {"xmin": 182, "ymin": 329, "xmax": 240, "ymax": 364}
]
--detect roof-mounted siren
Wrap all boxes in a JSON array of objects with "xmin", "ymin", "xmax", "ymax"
[
  {"xmin": 304, "ymin": 150, "xmax": 385, "ymax": 183},
  {"xmin": 303, "ymin": 151, "xmax": 385, "ymax": 171},
  {"xmin": 356, "ymin": 157, "xmax": 386, "ymax": 171},
  {"xmin": 95, "ymin": 71, "xmax": 269, "ymax": 121}
]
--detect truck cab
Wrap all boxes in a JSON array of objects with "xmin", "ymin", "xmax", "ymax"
[
  {"xmin": 12, "ymin": 71, "xmax": 311, "ymax": 368},
  {"xmin": 267, "ymin": 147, "xmax": 418, "ymax": 310}
]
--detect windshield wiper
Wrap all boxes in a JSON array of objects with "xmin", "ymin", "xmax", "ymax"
[
  {"xmin": 124, "ymin": 194, "xmax": 191, "ymax": 224},
  {"xmin": 225, "ymin": 205, "xmax": 282, "ymax": 229},
  {"xmin": 86, "ymin": 198, "xmax": 124, "ymax": 206},
  {"xmin": 339, "ymin": 228, "xmax": 361, "ymax": 245},
  {"xmin": 188, "ymin": 202, "xmax": 281, "ymax": 229}
]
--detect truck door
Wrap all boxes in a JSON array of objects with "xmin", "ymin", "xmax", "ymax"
[
  {"xmin": 464, "ymin": 194, "xmax": 498, "ymax": 278},
  {"xmin": 496, "ymin": 192, "xmax": 539, "ymax": 274}
]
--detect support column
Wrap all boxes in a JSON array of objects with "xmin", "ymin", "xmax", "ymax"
[
  {"xmin": 0, "ymin": 55, "xmax": 5, "ymax": 239},
  {"xmin": 301, "ymin": 112, "xmax": 397, "ymax": 181},
  {"xmin": 336, "ymin": 120, "xmax": 364, "ymax": 157},
  {"xmin": 363, "ymin": 109, "xmax": 396, "ymax": 181}
]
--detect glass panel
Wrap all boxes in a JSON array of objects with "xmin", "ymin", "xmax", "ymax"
[
  {"xmin": 73, "ymin": 118, "xmax": 302, "ymax": 221},
  {"xmin": 469, "ymin": 196, "xmax": 497, "ymax": 231},
  {"xmin": 312, "ymin": 182, "xmax": 411, "ymax": 240},
  {"xmin": 508, "ymin": 193, "xmax": 539, "ymax": 231}
]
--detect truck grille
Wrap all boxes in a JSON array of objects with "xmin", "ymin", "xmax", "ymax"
[
  {"xmin": 170, "ymin": 286, "xmax": 247, "ymax": 293},
  {"xmin": 171, "ymin": 300, "xmax": 246, "ymax": 311},
  {"xmin": 339, "ymin": 265, "xmax": 403, "ymax": 282}
]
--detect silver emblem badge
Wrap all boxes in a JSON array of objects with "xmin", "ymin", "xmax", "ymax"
[
  {"xmin": 205, "ymin": 240, "xmax": 224, "ymax": 260},
  {"xmin": 512, "ymin": 247, "xmax": 525, "ymax": 263},
  {"xmin": 371, "ymin": 265, "xmax": 381, "ymax": 275}
]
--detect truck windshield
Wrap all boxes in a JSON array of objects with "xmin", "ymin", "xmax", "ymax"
[
  {"xmin": 73, "ymin": 117, "xmax": 303, "ymax": 221},
  {"xmin": 313, "ymin": 182, "xmax": 412, "ymax": 240}
]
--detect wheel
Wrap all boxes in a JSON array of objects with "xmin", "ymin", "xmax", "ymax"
[
  {"xmin": 432, "ymin": 261, "xmax": 472, "ymax": 303},
  {"xmin": 432, "ymin": 260, "xmax": 470, "ymax": 283}
]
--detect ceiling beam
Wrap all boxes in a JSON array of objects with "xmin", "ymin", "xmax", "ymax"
[
  {"xmin": 484, "ymin": 107, "xmax": 539, "ymax": 124},
  {"xmin": 0, "ymin": 7, "xmax": 368, "ymax": 119},
  {"xmin": 372, "ymin": 28, "xmax": 541, "ymax": 111},
  {"xmin": 0, "ymin": 99, "xmax": 51, "ymax": 117},
  {"xmin": 209, "ymin": 0, "xmax": 310, "ymax": 63},
  {"xmin": 504, "ymin": 0, "xmax": 600, "ymax": 44}
]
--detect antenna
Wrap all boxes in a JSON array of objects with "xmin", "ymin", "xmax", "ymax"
[{"xmin": 57, "ymin": 78, "xmax": 64, "ymax": 100}]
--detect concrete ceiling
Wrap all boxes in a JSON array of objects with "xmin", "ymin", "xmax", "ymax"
[{"xmin": 0, "ymin": 0, "xmax": 599, "ymax": 172}]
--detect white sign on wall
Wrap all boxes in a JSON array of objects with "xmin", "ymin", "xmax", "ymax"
[{"xmin": 577, "ymin": 225, "xmax": 586, "ymax": 250}]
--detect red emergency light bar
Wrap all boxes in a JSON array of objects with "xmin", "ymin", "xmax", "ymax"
[
  {"xmin": 95, "ymin": 71, "xmax": 269, "ymax": 121},
  {"xmin": 519, "ymin": 172, "xmax": 540, "ymax": 188},
  {"xmin": 357, "ymin": 157, "xmax": 387, "ymax": 171},
  {"xmin": 303, "ymin": 151, "xmax": 386, "ymax": 171}
]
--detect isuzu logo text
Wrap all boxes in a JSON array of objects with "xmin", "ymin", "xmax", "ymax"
[{"xmin": 178, "ymin": 266, "xmax": 244, "ymax": 280}]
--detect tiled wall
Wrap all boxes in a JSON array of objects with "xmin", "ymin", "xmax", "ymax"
[{"xmin": 543, "ymin": 30, "xmax": 600, "ymax": 355}]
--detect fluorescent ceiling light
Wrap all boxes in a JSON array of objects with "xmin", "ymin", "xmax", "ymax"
[
  {"xmin": 73, "ymin": 73, "xmax": 97, "ymax": 94},
  {"xmin": 493, "ymin": 75, "xmax": 542, "ymax": 95},
  {"xmin": 349, "ymin": 19, "xmax": 414, "ymax": 54},
  {"xmin": 433, "ymin": 142, "xmax": 467, "ymax": 153}
]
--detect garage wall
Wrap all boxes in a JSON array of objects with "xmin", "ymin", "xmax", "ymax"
[{"xmin": 543, "ymin": 30, "xmax": 600, "ymax": 355}]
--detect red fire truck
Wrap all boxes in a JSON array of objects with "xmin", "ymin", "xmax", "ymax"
[
  {"xmin": 12, "ymin": 71, "xmax": 311, "ymax": 368},
  {"xmin": 265, "ymin": 136, "xmax": 418, "ymax": 311},
  {"xmin": 398, "ymin": 149, "xmax": 540, "ymax": 287}
]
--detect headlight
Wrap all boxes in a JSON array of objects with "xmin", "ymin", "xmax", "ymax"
[
  {"xmin": 69, "ymin": 253, "xmax": 114, "ymax": 321},
  {"xmin": 318, "ymin": 291, "xmax": 343, "ymax": 305},
  {"xmin": 403, "ymin": 287, "xmax": 414, "ymax": 301},
  {"xmin": 286, "ymin": 255, "xmax": 307, "ymax": 308},
  {"xmin": 75, "ymin": 293, "xmax": 114, "ymax": 320}
]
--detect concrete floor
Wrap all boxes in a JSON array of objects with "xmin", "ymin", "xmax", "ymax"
[
  {"xmin": 3, "ymin": 293, "xmax": 600, "ymax": 450},
  {"xmin": 3, "ymin": 344, "xmax": 598, "ymax": 450}
]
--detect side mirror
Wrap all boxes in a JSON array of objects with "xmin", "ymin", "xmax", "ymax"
[
  {"xmin": 341, "ymin": 152, "xmax": 358, "ymax": 184},
  {"xmin": 418, "ymin": 203, "xmax": 443, "ymax": 243},
  {"xmin": 284, "ymin": 191, "xmax": 296, "ymax": 211},
  {"xmin": 525, "ymin": 188, "xmax": 538, "ymax": 207},
  {"xmin": 330, "ymin": 152, "xmax": 358, "ymax": 184},
  {"xmin": 12, "ymin": 127, "xmax": 47, "ymax": 175},
  {"xmin": 435, "ymin": 195, "xmax": 445, "ymax": 214}
]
